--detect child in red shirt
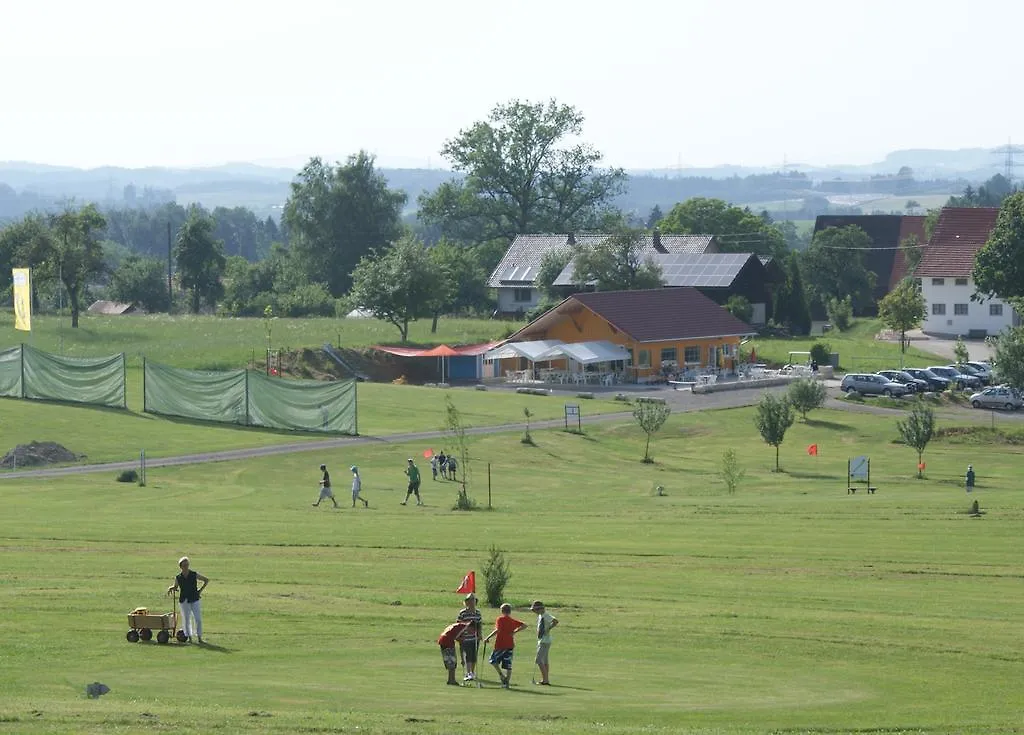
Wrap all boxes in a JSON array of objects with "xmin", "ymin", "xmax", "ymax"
[
  {"xmin": 482, "ymin": 603, "xmax": 527, "ymax": 688},
  {"xmin": 438, "ymin": 621, "xmax": 471, "ymax": 685}
]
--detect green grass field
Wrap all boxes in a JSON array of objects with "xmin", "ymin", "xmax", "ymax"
[
  {"xmin": 750, "ymin": 319, "xmax": 945, "ymax": 372},
  {"xmin": 2, "ymin": 402, "xmax": 1023, "ymax": 734}
]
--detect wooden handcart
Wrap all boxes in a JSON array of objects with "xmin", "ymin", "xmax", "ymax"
[{"xmin": 126, "ymin": 607, "xmax": 187, "ymax": 644}]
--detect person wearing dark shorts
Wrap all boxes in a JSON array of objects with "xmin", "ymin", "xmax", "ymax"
[
  {"xmin": 402, "ymin": 458, "xmax": 422, "ymax": 505},
  {"xmin": 482, "ymin": 603, "xmax": 526, "ymax": 688},
  {"xmin": 457, "ymin": 593, "xmax": 483, "ymax": 681},
  {"xmin": 438, "ymin": 621, "xmax": 471, "ymax": 685}
]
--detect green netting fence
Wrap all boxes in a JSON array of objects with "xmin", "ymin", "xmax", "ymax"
[
  {"xmin": 143, "ymin": 361, "xmax": 357, "ymax": 434},
  {"xmin": 0, "ymin": 344, "xmax": 126, "ymax": 408}
]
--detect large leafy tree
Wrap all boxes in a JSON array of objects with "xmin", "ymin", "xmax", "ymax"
[
  {"xmin": 108, "ymin": 255, "xmax": 171, "ymax": 312},
  {"xmin": 175, "ymin": 206, "xmax": 226, "ymax": 314},
  {"xmin": 0, "ymin": 213, "xmax": 52, "ymax": 293},
  {"xmin": 284, "ymin": 152, "xmax": 406, "ymax": 297},
  {"xmin": 349, "ymin": 235, "xmax": 438, "ymax": 342},
  {"xmin": 800, "ymin": 225, "xmax": 876, "ymax": 315},
  {"xmin": 426, "ymin": 240, "xmax": 488, "ymax": 332},
  {"xmin": 973, "ymin": 192, "xmax": 1024, "ymax": 305},
  {"xmin": 992, "ymin": 326, "xmax": 1024, "ymax": 390},
  {"xmin": 657, "ymin": 197, "xmax": 787, "ymax": 258},
  {"xmin": 572, "ymin": 229, "xmax": 663, "ymax": 291},
  {"xmin": 878, "ymin": 277, "xmax": 926, "ymax": 358},
  {"xmin": 418, "ymin": 99, "xmax": 626, "ymax": 243},
  {"xmin": 46, "ymin": 204, "xmax": 107, "ymax": 327}
]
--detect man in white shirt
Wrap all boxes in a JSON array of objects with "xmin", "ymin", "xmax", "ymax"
[
  {"xmin": 351, "ymin": 466, "xmax": 368, "ymax": 508},
  {"xmin": 531, "ymin": 600, "xmax": 559, "ymax": 685}
]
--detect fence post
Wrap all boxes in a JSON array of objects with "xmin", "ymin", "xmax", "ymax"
[
  {"xmin": 142, "ymin": 357, "xmax": 146, "ymax": 413},
  {"xmin": 353, "ymin": 379, "xmax": 358, "ymax": 436},
  {"xmin": 122, "ymin": 352, "xmax": 127, "ymax": 409},
  {"xmin": 487, "ymin": 462, "xmax": 492, "ymax": 509},
  {"xmin": 19, "ymin": 343, "xmax": 25, "ymax": 399},
  {"xmin": 244, "ymin": 370, "xmax": 251, "ymax": 426},
  {"xmin": 139, "ymin": 449, "xmax": 146, "ymax": 487}
]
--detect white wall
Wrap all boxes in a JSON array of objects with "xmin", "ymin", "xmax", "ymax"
[
  {"xmin": 922, "ymin": 278, "xmax": 1016, "ymax": 336},
  {"xmin": 496, "ymin": 287, "xmax": 538, "ymax": 314}
]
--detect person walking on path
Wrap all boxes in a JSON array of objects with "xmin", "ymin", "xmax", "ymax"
[
  {"xmin": 482, "ymin": 603, "xmax": 527, "ymax": 688},
  {"xmin": 457, "ymin": 593, "xmax": 483, "ymax": 681},
  {"xmin": 166, "ymin": 556, "xmax": 209, "ymax": 644},
  {"xmin": 437, "ymin": 621, "xmax": 472, "ymax": 685},
  {"xmin": 350, "ymin": 466, "xmax": 369, "ymax": 508},
  {"xmin": 313, "ymin": 464, "xmax": 339, "ymax": 508},
  {"xmin": 402, "ymin": 458, "xmax": 422, "ymax": 505},
  {"xmin": 530, "ymin": 600, "xmax": 559, "ymax": 685}
]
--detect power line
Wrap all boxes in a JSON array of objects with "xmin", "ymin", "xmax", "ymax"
[{"xmin": 992, "ymin": 139, "xmax": 1024, "ymax": 185}]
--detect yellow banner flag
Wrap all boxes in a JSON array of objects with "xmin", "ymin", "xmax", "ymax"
[{"xmin": 13, "ymin": 268, "xmax": 31, "ymax": 331}]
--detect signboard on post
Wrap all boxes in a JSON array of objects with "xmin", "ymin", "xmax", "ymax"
[{"xmin": 564, "ymin": 403, "xmax": 581, "ymax": 432}]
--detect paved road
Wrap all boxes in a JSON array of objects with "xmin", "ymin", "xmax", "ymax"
[{"xmin": 889, "ymin": 330, "xmax": 995, "ymax": 362}]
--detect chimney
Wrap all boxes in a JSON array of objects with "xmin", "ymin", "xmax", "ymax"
[
  {"xmin": 567, "ymin": 232, "xmax": 576, "ymax": 246},
  {"xmin": 652, "ymin": 229, "xmax": 666, "ymax": 253}
]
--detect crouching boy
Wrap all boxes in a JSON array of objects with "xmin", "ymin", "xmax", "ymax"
[{"xmin": 438, "ymin": 621, "xmax": 472, "ymax": 686}]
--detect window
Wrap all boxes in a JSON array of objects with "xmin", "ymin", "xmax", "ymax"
[
  {"xmin": 683, "ymin": 346, "xmax": 700, "ymax": 363},
  {"xmin": 932, "ymin": 303, "xmax": 946, "ymax": 315},
  {"xmin": 991, "ymin": 303, "xmax": 1004, "ymax": 316},
  {"xmin": 637, "ymin": 349, "xmax": 650, "ymax": 367},
  {"xmin": 722, "ymin": 343, "xmax": 735, "ymax": 357},
  {"xmin": 954, "ymin": 303, "xmax": 969, "ymax": 316},
  {"xmin": 955, "ymin": 278, "xmax": 968, "ymax": 286},
  {"xmin": 660, "ymin": 347, "xmax": 677, "ymax": 364},
  {"xmin": 931, "ymin": 278, "xmax": 945, "ymax": 286},
  {"xmin": 512, "ymin": 288, "xmax": 532, "ymax": 303}
]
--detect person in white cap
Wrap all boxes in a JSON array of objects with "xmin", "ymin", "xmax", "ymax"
[
  {"xmin": 166, "ymin": 556, "xmax": 209, "ymax": 644},
  {"xmin": 351, "ymin": 466, "xmax": 368, "ymax": 508}
]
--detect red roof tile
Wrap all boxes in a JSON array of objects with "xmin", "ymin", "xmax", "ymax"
[
  {"xmin": 514, "ymin": 288, "xmax": 754, "ymax": 343},
  {"xmin": 916, "ymin": 207, "xmax": 999, "ymax": 278}
]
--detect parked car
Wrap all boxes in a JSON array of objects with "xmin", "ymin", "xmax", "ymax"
[
  {"xmin": 952, "ymin": 363, "xmax": 990, "ymax": 385},
  {"xmin": 877, "ymin": 370, "xmax": 929, "ymax": 393},
  {"xmin": 903, "ymin": 368, "xmax": 951, "ymax": 391},
  {"xmin": 966, "ymin": 360, "xmax": 991, "ymax": 382},
  {"xmin": 840, "ymin": 373, "xmax": 910, "ymax": 397},
  {"xmin": 969, "ymin": 385, "xmax": 1023, "ymax": 411},
  {"xmin": 927, "ymin": 366, "xmax": 982, "ymax": 390}
]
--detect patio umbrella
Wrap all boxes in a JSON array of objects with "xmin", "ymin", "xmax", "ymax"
[{"xmin": 421, "ymin": 344, "xmax": 459, "ymax": 383}]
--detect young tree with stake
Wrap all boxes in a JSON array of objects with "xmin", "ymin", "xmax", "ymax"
[
  {"xmin": 897, "ymin": 401, "xmax": 935, "ymax": 479},
  {"xmin": 633, "ymin": 400, "xmax": 671, "ymax": 463},
  {"xmin": 755, "ymin": 393, "xmax": 795, "ymax": 472}
]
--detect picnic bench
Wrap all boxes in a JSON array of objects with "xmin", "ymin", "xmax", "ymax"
[
  {"xmin": 668, "ymin": 380, "xmax": 697, "ymax": 391},
  {"xmin": 847, "ymin": 486, "xmax": 877, "ymax": 494}
]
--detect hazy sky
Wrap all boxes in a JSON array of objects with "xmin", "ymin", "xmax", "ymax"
[{"xmin": 1, "ymin": 0, "xmax": 1019, "ymax": 170}]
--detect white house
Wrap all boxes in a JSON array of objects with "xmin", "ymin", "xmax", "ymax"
[
  {"xmin": 917, "ymin": 207, "xmax": 1020, "ymax": 337},
  {"xmin": 488, "ymin": 232, "xmax": 717, "ymax": 317}
]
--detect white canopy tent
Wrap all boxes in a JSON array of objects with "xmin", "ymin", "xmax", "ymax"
[
  {"xmin": 545, "ymin": 340, "xmax": 631, "ymax": 365},
  {"xmin": 483, "ymin": 339, "xmax": 566, "ymax": 362}
]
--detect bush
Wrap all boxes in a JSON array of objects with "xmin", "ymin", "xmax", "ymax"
[
  {"xmin": 809, "ymin": 342, "xmax": 832, "ymax": 366},
  {"xmin": 453, "ymin": 489, "xmax": 477, "ymax": 511},
  {"xmin": 483, "ymin": 545, "xmax": 512, "ymax": 607},
  {"xmin": 721, "ymin": 449, "xmax": 744, "ymax": 494},
  {"xmin": 787, "ymin": 377, "xmax": 827, "ymax": 420},
  {"xmin": 277, "ymin": 283, "xmax": 337, "ymax": 317},
  {"xmin": 116, "ymin": 469, "xmax": 139, "ymax": 483}
]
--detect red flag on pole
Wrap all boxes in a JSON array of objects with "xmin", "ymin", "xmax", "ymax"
[
  {"xmin": 807, "ymin": 444, "xmax": 818, "ymax": 456},
  {"xmin": 455, "ymin": 571, "xmax": 475, "ymax": 594},
  {"xmin": 423, "ymin": 448, "xmax": 434, "ymax": 458}
]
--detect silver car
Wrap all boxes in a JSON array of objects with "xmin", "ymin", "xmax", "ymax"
[
  {"xmin": 969, "ymin": 386, "xmax": 1023, "ymax": 411},
  {"xmin": 840, "ymin": 373, "xmax": 910, "ymax": 397}
]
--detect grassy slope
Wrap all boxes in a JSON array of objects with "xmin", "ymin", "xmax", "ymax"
[
  {"xmin": 750, "ymin": 319, "xmax": 946, "ymax": 372},
  {"xmin": 1, "ymin": 406, "xmax": 1022, "ymax": 734}
]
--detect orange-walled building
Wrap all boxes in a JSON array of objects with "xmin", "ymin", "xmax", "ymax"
[{"xmin": 498, "ymin": 288, "xmax": 755, "ymax": 381}]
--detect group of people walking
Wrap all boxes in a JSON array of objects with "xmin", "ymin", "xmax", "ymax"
[
  {"xmin": 429, "ymin": 451, "xmax": 458, "ymax": 481},
  {"xmin": 312, "ymin": 463, "xmax": 369, "ymax": 509},
  {"xmin": 438, "ymin": 594, "xmax": 559, "ymax": 688}
]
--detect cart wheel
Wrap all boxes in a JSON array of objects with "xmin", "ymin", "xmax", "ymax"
[
  {"xmin": 127, "ymin": 630, "xmax": 140, "ymax": 643},
  {"xmin": 139, "ymin": 628, "xmax": 153, "ymax": 641},
  {"xmin": 176, "ymin": 630, "xmax": 188, "ymax": 643},
  {"xmin": 157, "ymin": 630, "xmax": 170, "ymax": 644}
]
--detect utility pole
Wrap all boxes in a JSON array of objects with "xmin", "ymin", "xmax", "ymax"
[
  {"xmin": 167, "ymin": 221, "xmax": 172, "ymax": 313},
  {"xmin": 992, "ymin": 138, "xmax": 1024, "ymax": 187}
]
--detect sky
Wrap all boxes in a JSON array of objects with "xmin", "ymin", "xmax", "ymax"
[{"xmin": 1, "ymin": 0, "xmax": 1020, "ymax": 171}]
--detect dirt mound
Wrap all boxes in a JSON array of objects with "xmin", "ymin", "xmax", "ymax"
[
  {"xmin": 278, "ymin": 347, "xmax": 437, "ymax": 384},
  {"xmin": 2, "ymin": 441, "xmax": 83, "ymax": 469}
]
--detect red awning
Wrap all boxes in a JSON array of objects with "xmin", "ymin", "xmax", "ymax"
[
  {"xmin": 419, "ymin": 344, "xmax": 459, "ymax": 357},
  {"xmin": 372, "ymin": 342, "xmax": 499, "ymax": 358}
]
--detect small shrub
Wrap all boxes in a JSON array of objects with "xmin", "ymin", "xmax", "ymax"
[
  {"xmin": 826, "ymin": 296, "xmax": 853, "ymax": 332},
  {"xmin": 521, "ymin": 431, "xmax": 534, "ymax": 445},
  {"xmin": 483, "ymin": 545, "xmax": 512, "ymax": 608},
  {"xmin": 809, "ymin": 342, "xmax": 832, "ymax": 366},
  {"xmin": 116, "ymin": 469, "xmax": 139, "ymax": 483},
  {"xmin": 721, "ymin": 449, "xmax": 744, "ymax": 494},
  {"xmin": 453, "ymin": 489, "xmax": 478, "ymax": 511},
  {"xmin": 614, "ymin": 393, "xmax": 631, "ymax": 403}
]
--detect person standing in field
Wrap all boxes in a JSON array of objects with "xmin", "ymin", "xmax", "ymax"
[
  {"xmin": 437, "ymin": 620, "xmax": 472, "ymax": 685},
  {"xmin": 402, "ymin": 458, "xmax": 422, "ymax": 505},
  {"xmin": 447, "ymin": 455, "xmax": 458, "ymax": 481},
  {"xmin": 313, "ymin": 464, "xmax": 339, "ymax": 508},
  {"xmin": 457, "ymin": 593, "xmax": 483, "ymax": 681},
  {"xmin": 530, "ymin": 600, "xmax": 559, "ymax": 685},
  {"xmin": 430, "ymin": 453, "xmax": 439, "ymax": 481},
  {"xmin": 438, "ymin": 450, "xmax": 448, "ymax": 480},
  {"xmin": 350, "ymin": 466, "xmax": 369, "ymax": 508},
  {"xmin": 482, "ymin": 603, "xmax": 527, "ymax": 688},
  {"xmin": 166, "ymin": 556, "xmax": 209, "ymax": 644}
]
